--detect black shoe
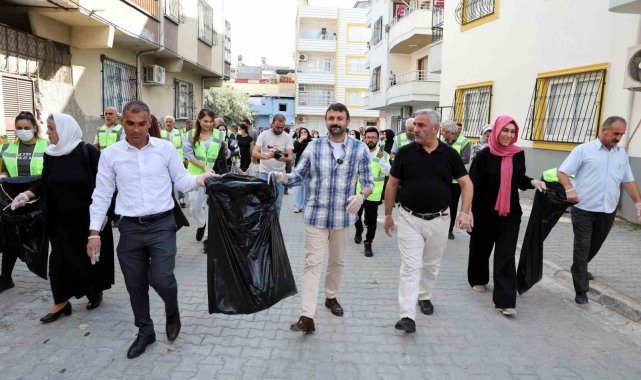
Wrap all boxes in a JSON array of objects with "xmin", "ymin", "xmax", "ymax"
[
  {"xmin": 127, "ymin": 332, "xmax": 156, "ymax": 359},
  {"xmin": 325, "ymin": 298, "xmax": 344, "ymax": 317},
  {"xmin": 0, "ymin": 276, "xmax": 15, "ymax": 293},
  {"xmin": 448, "ymin": 231, "xmax": 455, "ymax": 240},
  {"xmin": 364, "ymin": 241, "xmax": 373, "ymax": 257},
  {"xmin": 575, "ymin": 292, "xmax": 589, "ymax": 304},
  {"xmin": 166, "ymin": 310, "xmax": 181, "ymax": 341},
  {"xmin": 418, "ymin": 300, "xmax": 434, "ymax": 315},
  {"xmin": 290, "ymin": 316, "xmax": 315, "ymax": 333},
  {"xmin": 354, "ymin": 234, "xmax": 362, "ymax": 244},
  {"xmin": 87, "ymin": 291, "xmax": 103, "ymax": 310},
  {"xmin": 203, "ymin": 239, "xmax": 208, "ymax": 254},
  {"xmin": 179, "ymin": 202, "xmax": 186, "ymax": 209},
  {"xmin": 196, "ymin": 226, "xmax": 205, "ymax": 241},
  {"xmin": 587, "ymin": 272, "xmax": 595, "ymax": 281},
  {"xmin": 395, "ymin": 317, "xmax": 416, "ymax": 333},
  {"xmin": 40, "ymin": 302, "xmax": 72, "ymax": 323}
]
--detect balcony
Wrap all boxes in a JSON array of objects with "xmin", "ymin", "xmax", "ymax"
[
  {"xmin": 298, "ymin": 30, "xmax": 337, "ymax": 52},
  {"xmin": 386, "ymin": 71, "xmax": 440, "ymax": 106},
  {"xmin": 609, "ymin": 0, "xmax": 641, "ymax": 13},
  {"xmin": 389, "ymin": 4, "xmax": 433, "ymax": 54},
  {"xmin": 123, "ymin": 0, "xmax": 160, "ymax": 19},
  {"xmin": 297, "ymin": 59, "xmax": 335, "ymax": 84},
  {"xmin": 297, "ymin": 91, "xmax": 334, "ymax": 115}
]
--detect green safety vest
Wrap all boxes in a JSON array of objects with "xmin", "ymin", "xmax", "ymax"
[
  {"xmin": 542, "ymin": 167, "xmax": 575, "ymax": 183},
  {"xmin": 160, "ymin": 128, "xmax": 185, "ymax": 160},
  {"xmin": 97, "ymin": 124, "xmax": 123, "ymax": 150},
  {"xmin": 451, "ymin": 134, "xmax": 471, "ymax": 184},
  {"xmin": 356, "ymin": 148, "xmax": 388, "ymax": 202},
  {"xmin": 186, "ymin": 129, "xmax": 224, "ymax": 175},
  {"xmin": 1, "ymin": 139, "xmax": 48, "ymax": 177},
  {"xmin": 395, "ymin": 133, "xmax": 410, "ymax": 149}
]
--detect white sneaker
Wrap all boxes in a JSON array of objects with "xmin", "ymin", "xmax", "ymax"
[
  {"xmin": 472, "ymin": 285, "xmax": 486, "ymax": 293},
  {"xmin": 496, "ymin": 307, "xmax": 517, "ymax": 316}
]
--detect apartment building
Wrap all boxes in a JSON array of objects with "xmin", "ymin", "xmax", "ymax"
[
  {"xmin": 439, "ymin": 0, "xmax": 641, "ymax": 222},
  {"xmin": 295, "ymin": 1, "xmax": 381, "ymax": 135},
  {"xmin": 0, "ymin": 0, "xmax": 226, "ymax": 140},
  {"xmin": 365, "ymin": 0, "xmax": 442, "ymax": 132}
]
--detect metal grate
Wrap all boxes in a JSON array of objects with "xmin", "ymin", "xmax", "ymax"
[
  {"xmin": 432, "ymin": 6, "xmax": 444, "ymax": 43},
  {"xmin": 165, "ymin": 0, "xmax": 185, "ymax": 23},
  {"xmin": 453, "ymin": 85, "xmax": 492, "ymax": 138},
  {"xmin": 175, "ymin": 80, "xmax": 194, "ymax": 120},
  {"xmin": 198, "ymin": 0, "xmax": 214, "ymax": 46},
  {"xmin": 455, "ymin": 0, "xmax": 495, "ymax": 25},
  {"xmin": 371, "ymin": 17, "xmax": 383, "ymax": 45},
  {"xmin": 101, "ymin": 56, "xmax": 137, "ymax": 115},
  {"xmin": 370, "ymin": 66, "xmax": 381, "ymax": 92},
  {"xmin": 522, "ymin": 70, "xmax": 606, "ymax": 144}
]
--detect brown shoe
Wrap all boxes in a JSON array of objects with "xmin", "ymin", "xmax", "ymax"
[
  {"xmin": 325, "ymin": 298, "xmax": 344, "ymax": 317},
  {"xmin": 290, "ymin": 316, "xmax": 315, "ymax": 332}
]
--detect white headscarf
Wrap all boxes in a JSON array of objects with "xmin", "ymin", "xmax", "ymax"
[{"xmin": 45, "ymin": 113, "xmax": 83, "ymax": 157}]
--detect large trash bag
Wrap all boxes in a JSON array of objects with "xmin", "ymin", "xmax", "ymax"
[
  {"xmin": 517, "ymin": 189, "xmax": 575, "ymax": 295},
  {"xmin": 0, "ymin": 176, "xmax": 48, "ymax": 280},
  {"xmin": 205, "ymin": 174, "xmax": 297, "ymax": 314}
]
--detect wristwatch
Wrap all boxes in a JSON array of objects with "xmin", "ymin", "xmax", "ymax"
[{"xmin": 359, "ymin": 192, "xmax": 366, "ymax": 200}]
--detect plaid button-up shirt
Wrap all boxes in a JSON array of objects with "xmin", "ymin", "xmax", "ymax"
[{"xmin": 288, "ymin": 136, "xmax": 374, "ymax": 230}]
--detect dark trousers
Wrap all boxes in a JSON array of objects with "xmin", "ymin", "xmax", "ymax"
[
  {"xmin": 0, "ymin": 249, "xmax": 18, "ymax": 279},
  {"xmin": 449, "ymin": 183, "xmax": 462, "ymax": 233},
  {"xmin": 355, "ymin": 200, "xmax": 380, "ymax": 243},
  {"xmin": 570, "ymin": 207, "xmax": 615, "ymax": 293},
  {"xmin": 468, "ymin": 213, "xmax": 521, "ymax": 308},
  {"xmin": 117, "ymin": 214, "xmax": 178, "ymax": 335}
]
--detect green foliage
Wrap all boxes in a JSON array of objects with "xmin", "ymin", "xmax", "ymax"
[{"xmin": 203, "ymin": 86, "xmax": 253, "ymax": 126}]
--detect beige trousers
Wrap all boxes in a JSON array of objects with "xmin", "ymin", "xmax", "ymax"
[{"xmin": 300, "ymin": 224, "xmax": 348, "ymax": 318}]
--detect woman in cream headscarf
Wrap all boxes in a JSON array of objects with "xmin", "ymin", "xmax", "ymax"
[{"xmin": 11, "ymin": 113, "xmax": 114, "ymax": 323}]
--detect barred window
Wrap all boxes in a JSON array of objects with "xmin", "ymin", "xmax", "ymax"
[
  {"xmin": 198, "ymin": 0, "xmax": 214, "ymax": 46},
  {"xmin": 175, "ymin": 80, "xmax": 194, "ymax": 120},
  {"xmin": 455, "ymin": 0, "xmax": 496, "ymax": 25},
  {"xmin": 101, "ymin": 57, "xmax": 137, "ymax": 115},
  {"xmin": 454, "ymin": 84, "xmax": 492, "ymax": 137},
  {"xmin": 371, "ymin": 17, "xmax": 383, "ymax": 45},
  {"xmin": 370, "ymin": 66, "xmax": 381, "ymax": 92},
  {"xmin": 522, "ymin": 68, "xmax": 606, "ymax": 144},
  {"xmin": 165, "ymin": 0, "xmax": 184, "ymax": 24}
]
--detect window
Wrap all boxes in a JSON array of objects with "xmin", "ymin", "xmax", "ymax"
[
  {"xmin": 522, "ymin": 65, "xmax": 607, "ymax": 145},
  {"xmin": 165, "ymin": 0, "xmax": 184, "ymax": 24},
  {"xmin": 198, "ymin": 0, "xmax": 214, "ymax": 46},
  {"xmin": 371, "ymin": 17, "xmax": 383, "ymax": 45},
  {"xmin": 370, "ymin": 66, "xmax": 381, "ymax": 92},
  {"xmin": 2, "ymin": 75, "xmax": 34, "ymax": 139},
  {"xmin": 102, "ymin": 57, "xmax": 137, "ymax": 115},
  {"xmin": 175, "ymin": 80, "xmax": 194, "ymax": 120},
  {"xmin": 279, "ymin": 103, "xmax": 287, "ymax": 112},
  {"xmin": 347, "ymin": 25, "xmax": 369, "ymax": 43},
  {"xmin": 457, "ymin": 0, "xmax": 496, "ymax": 24},
  {"xmin": 453, "ymin": 82, "xmax": 492, "ymax": 137},
  {"xmin": 298, "ymin": 84, "xmax": 334, "ymax": 107},
  {"xmin": 345, "ymin": 89, "xmax": 368, "ymax": 107},
  {"xmin": 346, "ymin": 56, "xmax": 367, "ymax": 75}
]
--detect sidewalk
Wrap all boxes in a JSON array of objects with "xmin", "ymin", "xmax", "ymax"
[{"xmin": 520, "ymin": 197, "xmax": 641, "ymax": 320}]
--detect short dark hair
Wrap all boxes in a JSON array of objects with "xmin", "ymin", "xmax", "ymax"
[
  {"xmin": 272, "ymin": 114, "xmax": 286, "ymax": 123},
  {"xmin": 242, "ymin": 118, "xmax": 251, "ymax": 124},
  {"xmin": 122, "ymin": 100, "xmax": 151, "ymax": 116},
  {"xmin": 240, "ymin": 123, "xmax": 249, "ymax": 133},
  {"xmin": 364, "ymin": 126, "xmax": 380, "ymax": 137},
  {"xmin": 325, "ymin": 103, "xmax": 350, "ymax": 120}
]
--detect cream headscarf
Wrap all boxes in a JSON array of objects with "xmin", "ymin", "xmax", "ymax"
[{"xmin": 45, "ymin": 113, "xmax": 83, "ymax": 157}]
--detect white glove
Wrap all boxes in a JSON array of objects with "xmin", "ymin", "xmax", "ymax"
[
  {"xmin": 635, "ymin": 202, "xmax": 641, "ymax": 224},
  {"xmin": 267, "ymin": 171, "xmax": 284, "ymax": 185},
  {"xmin": 346, "ymin": 194, "xmax": 364, "ymax": 215},
  {"xmin": 10, "ymin": 192, "xmax": 30, "ymax": 210},
  {"xmin": 531, "ymin": 180, "xmax": 547, "ymax": 192}
]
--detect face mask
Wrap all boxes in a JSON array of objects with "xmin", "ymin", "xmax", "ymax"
[{"xmin": 16, "ymin": 129, "xmax": 34, "ymax": 142}]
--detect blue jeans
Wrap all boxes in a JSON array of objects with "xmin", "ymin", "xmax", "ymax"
[
  {"xmin": 258, "ymin": 171, "xmax": 284, "ymax": 216},
  {"xmin": 294, "ymin": 179, "xmax": 310, "ymax": 210}
]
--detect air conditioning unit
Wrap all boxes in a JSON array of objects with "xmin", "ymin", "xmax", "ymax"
[
  {"xmin": 624, "ymin": 45, "xmax": 641, "ymax": 91},
  {"xmin": 297, "ymin": 116, "xmax": 306, "ymax": 123},
  {"xmin": 401, "ymin": 106, "xmax": 413, "ymax": 118},
  {"xmin": 298, "ymin": 53, "xmax": 308, "ymax": 62},
  {"xmin": 144, "ymin": 65, "xmax": 166, "ymax": 85}
]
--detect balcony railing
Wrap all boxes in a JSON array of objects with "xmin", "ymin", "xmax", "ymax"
[
  {"xmin": 299, "ymin": 30, "xmax": 337, "ymax": 40},
  {"xmin": 432, "ymin": 7, "xmax": 444, "ymax": 43},
  {"xmin": 298, "ymin": 91, "xmax": 334, "ymax": 107},
  {"xmin": 123, "ymin": 0, "xmax": 159, "ymax": 18},
  {"xmin": 388, "ymin": 70, "xmax": 439, "ymax": 87},
  {"xmin": 391, "ymin": 1, "xmax": 431, "ymax": 25},
  {"xmin": 298, "ymin": 59, "xmax": 334, "ymax": 74},
  {"xmin": 455, "ymin": 0, "xmax": 496, "ymax": 25}
]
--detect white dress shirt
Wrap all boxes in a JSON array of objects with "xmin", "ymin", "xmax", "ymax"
[{"xmin": 89, "ymin": 137, "xmax": 199, "ymax": 231}]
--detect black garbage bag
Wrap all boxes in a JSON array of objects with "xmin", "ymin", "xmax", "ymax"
[
  {"xmin": 205, "ymin": 174, "xmax": 297, "ymax": 314},
  {"xmin": 517, "ymin": 190, "xmax": 575, "ymax": 295},
  {"xmin": 0, "ymin": 176, "xmax": 48, "ymax": 280}
]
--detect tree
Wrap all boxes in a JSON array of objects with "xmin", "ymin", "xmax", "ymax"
[{"xmin": 203, "ymin": 86, "xmax": 253, "ymax": 126}]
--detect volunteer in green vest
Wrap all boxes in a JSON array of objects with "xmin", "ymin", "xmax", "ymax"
[
  {"xmin": 441, "ymin": 120, "xmax": 472, "ymax": 240},
  {"xmin": 182, "ymin": 108, "xmax": 225, "ymax": 249},
  {"xmin": 162, "ymin": 115, "xmax": 187, "ymax": 208},
  {"xmin": 0, "ymin": 111, "xmax": 48, "ymax": 292},
  {"xmin": 391, "ymin": 118, "xmax": 415, "ymax": 157},
  {"xmin": 94, "ymin": 106, "xmax": 124, "ymax": 150},
  {"xmin": 354, "ymin": 127, "xmax": 391, "ymax": 257}
]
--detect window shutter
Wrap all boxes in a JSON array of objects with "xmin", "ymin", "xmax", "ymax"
[{"xmin": 2, "ymin": 75, "xmax": 34, "ymax": 139}]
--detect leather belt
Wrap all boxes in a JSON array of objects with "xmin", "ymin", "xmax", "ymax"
[
  {"xmin": 401, "ymin": 205, "xmax": 448, "ymax": 221},
  {"xmin": 122, "ymin": 210, "xmax": 173, "ymax": 224}
]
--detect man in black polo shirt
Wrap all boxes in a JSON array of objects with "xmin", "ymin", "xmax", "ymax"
[{"xmin": 384, "ymin": 109, "xmax": 473, "ymax": 333}]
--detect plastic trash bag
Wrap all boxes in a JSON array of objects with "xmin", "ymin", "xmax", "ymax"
[
  {"xmin": 517, "ymin": 189, "xmax": 575, "ymax": 295},
  {"xmin": 0, "ymin": 176, "xmax": 48, "ymax": 280},
  {"xmin": 205, "ymin": 174, "xmax": 297, "ymax": 314}
]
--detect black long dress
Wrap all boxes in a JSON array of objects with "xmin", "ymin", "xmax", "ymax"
[{"xmin": 31, "ymin": 143, "xmax": 114, "ymax": 304}]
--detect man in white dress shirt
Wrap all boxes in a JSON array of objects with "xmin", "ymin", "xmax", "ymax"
[{"xmin": 87, "ymin": 100, "xmax": 215, "ymax": 359}]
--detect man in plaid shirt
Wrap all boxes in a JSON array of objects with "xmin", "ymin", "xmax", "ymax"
[{"xmin": 272, "ymin": 103, "xmax": 374, "ymax": 333}]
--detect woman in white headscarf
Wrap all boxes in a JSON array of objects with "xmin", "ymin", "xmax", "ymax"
[
  {"xmin": 11, "ymin": 113, "xmax": 114, "ymax": 323},
  {"xmin": 470, "ymin": 124, "xmax": 493, "ymax": 164}
]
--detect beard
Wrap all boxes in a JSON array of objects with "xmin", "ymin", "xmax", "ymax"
[
  {"xmin": 367, "ymin": 141, "xmax": 377, "ymax": 149},
  {"xmin": 328, "ymin": 124, "xmax": 344, "ymax": 136}
]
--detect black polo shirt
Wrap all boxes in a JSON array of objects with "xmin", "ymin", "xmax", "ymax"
[{"xmin": 390, "ymin": 141, "xmax": 467, "ymax": 213}]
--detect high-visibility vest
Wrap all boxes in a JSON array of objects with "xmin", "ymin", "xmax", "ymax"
[
  {"xmin": 160, "ymin": 128, "xmax": 185, "ymax": 160},
  {"xmin": 186, "ymin": 129, "xmax": 224, "ymax": 175},
  {"xmin": 1, "ymin": 139, "xmax": 48, "ymax": 177},
  {"xmin": 356, "ymin": 148, "xmax": 388, "ymax": 202},
  {"xmin": 451, "ymin": 134, "xmax": 471, "ymax": 184},
  {"xmin": 97, "ymin": 124, "xmax": 123, "ymax": 150},
  {"xmin": 543, "ymin": 167, "xmax": 575, "ymax": 183},
  {"xmin": 395, "ymin": 133, "xmax": 410, "ymax": 149}
]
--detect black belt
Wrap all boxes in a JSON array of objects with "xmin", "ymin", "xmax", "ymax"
[
  {"xmin": 401, "ymin": 205, "xmax": 448, "ymax": 221},
  {"xmin": 122, "ymin": 210, "xmax": 173, "ymax": 224}
]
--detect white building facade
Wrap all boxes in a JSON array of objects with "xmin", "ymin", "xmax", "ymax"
[{"xmin": 439, "ymin": 0, "xmax": 641, "ymax": 222}]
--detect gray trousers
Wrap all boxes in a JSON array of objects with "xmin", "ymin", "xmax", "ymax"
[
  {"xmin": 570, "ymin": 207, "xmax": 616, "ymax": 293},
  {"xmin": 117, "ymin": 214, "xmax": 178, "ymax": 335}
]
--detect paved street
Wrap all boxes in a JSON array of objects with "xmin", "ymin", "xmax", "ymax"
[{"xmin": 1, "ymin": 193, "xmax": 641, "ymax": 379}]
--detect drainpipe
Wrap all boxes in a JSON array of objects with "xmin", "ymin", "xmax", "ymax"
[
  {"xmin": 136, "ymin": 0, "xmax": 165, "ymax": 100},
  {"xmin": 625, "ymin": 18, "xmax": 641, "ymax": 151}
]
